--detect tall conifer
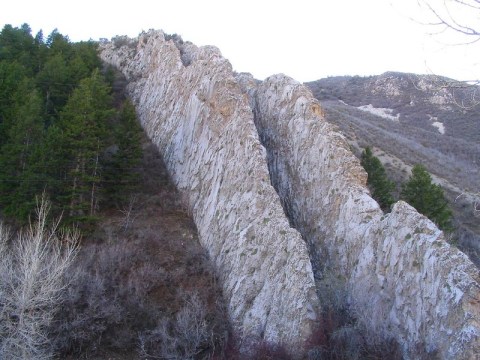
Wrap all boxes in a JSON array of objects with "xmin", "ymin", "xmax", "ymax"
[
  {"xmin": 103, "ymin": 100, "xmax": 143, "ymax": 206},
  {"xmin": 361, "ymin": 147, "xmax": 395, "ymax": 211},
  {"xmin": 401, "ymin": 164, "xmax": 453, "ymax": 231},
  {"xmin": 57, "ymin": 70, "xmax": 113, "ymax": 221},
  {"xmin": 0, "ymin": 88, "xmax": 45, "ymax": 220}
]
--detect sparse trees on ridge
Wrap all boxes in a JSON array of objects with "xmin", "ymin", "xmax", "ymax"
[
  {"xmin": 401, "ymin": 164, "xmax": 453, "ymax": 231},
  {"xmin": 360, "ymin": 147, "xmax": 453, "ymax": 231},
  {"xmin": 361, "ymin": 146, "xmax": 395, "ymax": 211}
]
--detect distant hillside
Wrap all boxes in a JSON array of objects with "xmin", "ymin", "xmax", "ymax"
[{"xmin": 306, "ymin": 72, "xmax": 480, "ymax": 263}]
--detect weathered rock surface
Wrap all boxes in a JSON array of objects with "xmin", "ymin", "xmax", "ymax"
[
  {"xmin": 100, "ymin": 30, "xmax": 480, "ymax": 359},
  {"xmin": 99, "ymin": 31, "xmax": 319, "ymax": 349},
  {"xmin": 239, "ymin": 73, "xmax": 480, "ymax": 359}
]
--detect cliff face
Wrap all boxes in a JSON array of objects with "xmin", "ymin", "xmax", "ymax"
[
  {"xmin": 100, "ymin": 31, "xmax": 319, "ymax": 349},
  {"xmin": 240, "ymin": 73, "xmax": 480, "ymax": 359},
  {"xmin": 100, "ymin": 31, "xmax": 480, "ymax": 358}
]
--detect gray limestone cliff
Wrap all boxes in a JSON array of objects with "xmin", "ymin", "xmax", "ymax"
[
  {"xmin": 100, "ymin": 31, "xmax": 480, "ymax": 358},
  {"xmin": 99, "ymin": 31, "xmax": 319, "ymax": 350},
  {"xmin": 238, "ymin": 73, "xmax": 480, "ymax": 359}
]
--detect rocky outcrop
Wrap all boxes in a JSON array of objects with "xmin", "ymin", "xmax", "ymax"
[
  {"xmin": 100, "ymin": 31, "xmax": 319, "ymax": 350},
  {"xmin": 100, "ymin": 31, "xmax": 480, "ymax": 359},
  {"xmin": 239, "ymin": 73, "xmax": 480, "ymax": 359}
]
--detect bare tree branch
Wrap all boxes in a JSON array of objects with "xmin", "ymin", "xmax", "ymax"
[{"xmin": 419, "ymin": 0, "xmax": 480, "ymax": 38}]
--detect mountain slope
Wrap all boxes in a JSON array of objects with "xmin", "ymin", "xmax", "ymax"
[{"xmin": 306, "ymin": 72, "xmax": 480, "ymax": 262}]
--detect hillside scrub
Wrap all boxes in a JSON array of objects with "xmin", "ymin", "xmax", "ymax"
[{"xmin": 48, "ymin": 141, "xmax": 230, "ymax": 359}]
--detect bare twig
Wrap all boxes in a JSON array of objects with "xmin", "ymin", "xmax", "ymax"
[
  {"xmin": 418, "ymin": 0, "xmax": 480, "ymax": 38},
  {"xmin": 119, "ymin": 194, "xmax": 140, "ymax": 231}
]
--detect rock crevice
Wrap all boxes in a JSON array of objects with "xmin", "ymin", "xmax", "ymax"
[{"xmin": 100, "ymin": 30, "xmax": 320, "ymax": 350}]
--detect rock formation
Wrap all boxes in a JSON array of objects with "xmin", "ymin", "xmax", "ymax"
[
  {"xmin": 100, "ymin": 31, "xmax": 480, "ymax": 358},
  {"xmin": 239, "ymin": 73, "xmax": 480, "ymax": 359},
  {"xmin": 100, "ymin": 31, "xmax": 319, "ymax": 351}
]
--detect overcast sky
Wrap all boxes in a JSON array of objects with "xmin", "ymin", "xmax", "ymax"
[{"xmin": 2, "ymin": 0, "xmax": 479, "ymax": 82}]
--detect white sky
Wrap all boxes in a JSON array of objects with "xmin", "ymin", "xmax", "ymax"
[{"xmin": 2, "ymin": 0, "xmax": 480, "ymax": 82}]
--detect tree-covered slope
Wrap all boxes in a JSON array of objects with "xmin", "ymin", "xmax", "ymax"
[{"xmin": 0, "ymin": 24, "xmax": 143, "ymax": 226}]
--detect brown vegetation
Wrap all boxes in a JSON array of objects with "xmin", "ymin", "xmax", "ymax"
[{"xmin": 48, "ymin": 141, "xmax": 229, "ymax": 359}]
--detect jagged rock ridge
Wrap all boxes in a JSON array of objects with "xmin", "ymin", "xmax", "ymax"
[
  {"xmin": 100, "ymin": 31, "xmax": 319, "ymax": 350},
  {"xmin": 239, "ymin": 73, "xmax": 480, "ymax": 359},
  {"xmin": 100, "ymin": 31, "xmax": 480, "ymax": 358}
]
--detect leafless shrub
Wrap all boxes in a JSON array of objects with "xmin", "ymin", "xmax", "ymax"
[
  {"xmin": 138, "ymin": 291, "xmax": 228, "ymax": 359},
  {"xmin": 51, "ymin": 219, "xmax": 229, "ymax": 358},
  {"xmin": 50, "ymin": 239, "xmax": 158, "ymax": 355},
  {"xmin": 0, "ymin": 198, "xmax": 79, "ymax": 360}
]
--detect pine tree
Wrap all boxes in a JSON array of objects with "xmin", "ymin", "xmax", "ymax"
[
  {"xmin": 361, "ymin": 147, "xmax": 395, "ymax": 210},
  {"xmin": 0, "ymin": 61, "xmax": 29, "ymax": 147},
  {"xmin": 36, "ymin": 53, "xmax": 72, "ymax": 119},
  {"xmin": 103, "ymin": 100, "xmax": 143, "ymax": 206},
  {"xmin": 70, "ymin": 41, "xmax": 102, "ymax": 84},
  {"xmin": 55, "ymin": 70, "xmax": 114, "ymax": 222},
  {"xmin": 0, "ymin": 24, "xmax": 38, "ymax": 75},
  {"xmin": 0, "ymin": 87, "xmax": 45, "ymax": 221},
  {"xmin": 401, "ymin": 164, "xmax": 453, "ymax": 231}
]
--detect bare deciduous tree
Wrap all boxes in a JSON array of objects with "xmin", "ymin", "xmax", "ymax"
[{"xmin": 0, "ymin": 198, "xmax": 79, "ymax": 359}]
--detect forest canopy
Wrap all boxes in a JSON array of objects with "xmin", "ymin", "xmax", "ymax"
[{"xmin": 0, "ymin": 23, "xmax": 143, "ymax": 226}]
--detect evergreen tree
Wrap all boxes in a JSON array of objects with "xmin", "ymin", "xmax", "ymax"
[
  {"xmin": 103, "ymin": 100, "xmax": 143, "ymax": 206},
  {"xmin": 70, "ymin": 41, "xmax": 102, "ymax": 84},
  {"xmin": 0, "ymin": 88, "xmax": 45, "ymax": 221},
  {"xmin": 361, "ymin": 147, "xmax": 395, "ymax": 210},
  {"xmin": 55, "ymin": 70, "xmax": 114, "ymax": 221},
  {"xmin": 0, "ymin": 24, "xmax": 38, "ymax": 75},
  {"xmin": 36, "ymin": 53, "xmax": 72, "ymax": 119},
  {"xmin": 0, "ymin": 61, "xmax": 29, "ymax": 147},
  {"xmin": 0, "ymin": 23, "xmax": 138, "ymax": 228},
  {"xmin": 401, "ymin": 164, "xmax": 453, "ymax": 231},
  {"xmin": 46, "ymin": 29, "xmax": 73, "ymax": 59}
]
